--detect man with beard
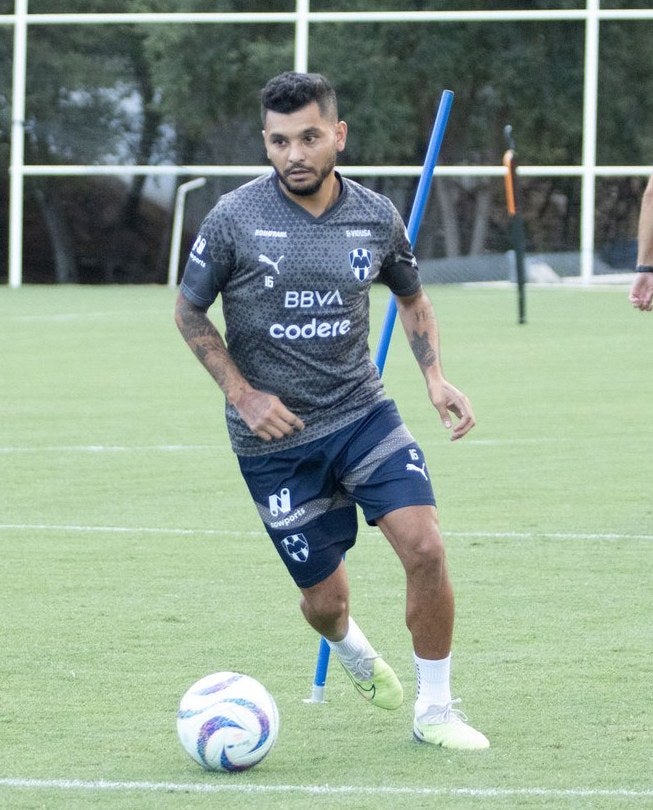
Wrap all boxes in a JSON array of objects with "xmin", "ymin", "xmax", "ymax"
[{"xmin": 175, "ymin": 72, "xmax": 489, "ymax": 750}]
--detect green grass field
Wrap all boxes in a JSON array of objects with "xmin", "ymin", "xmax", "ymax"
[{"xmin": 0, "ymin": 283, "xmax": 651, "ymax": 809}]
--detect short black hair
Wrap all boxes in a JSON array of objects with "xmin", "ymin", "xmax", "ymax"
[{"xmin": 260, "ymin": 72, "xmax": 338, "ymax": 124}]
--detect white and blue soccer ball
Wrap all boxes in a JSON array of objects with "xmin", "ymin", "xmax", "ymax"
[{"xmin": 177, "ymin": 671, "xmax": 279, "ymax": 772}]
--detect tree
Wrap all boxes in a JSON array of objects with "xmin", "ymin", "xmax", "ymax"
[{"xmin": 1, "ymin": 1, "xmax": 651, "ymax": 283}]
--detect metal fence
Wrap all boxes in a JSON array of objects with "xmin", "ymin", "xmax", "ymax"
[{"xmin": 3, "ymin": 1, "xmax": 653, "ymax": 286}]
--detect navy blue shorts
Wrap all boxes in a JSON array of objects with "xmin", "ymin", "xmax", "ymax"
[{"xmin": 237, "ymin": 400, "xmax": 436, "ymax": 588}]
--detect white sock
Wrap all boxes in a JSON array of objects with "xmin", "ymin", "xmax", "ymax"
[
  {"xmin": 414, "ymin": 652, "xmax": 452, "ymax": 720},
  {"xmin": 326, "ymin": 617, "xmax": 377, "ymax": 679}
]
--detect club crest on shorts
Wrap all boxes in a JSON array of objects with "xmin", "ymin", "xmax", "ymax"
[
  {"xmin": 280, "ymin": 533, "xmax": 309, "ymax": 563},
  {"xmin": 348, "ymin": 248, "xmax": 372, "ymax": 281}
]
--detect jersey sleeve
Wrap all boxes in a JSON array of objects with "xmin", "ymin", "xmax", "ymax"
[
  {"xmin": 377, "ymin": 205, "xmax": 423, "ymax": 297},
  {"xmin": 179, "ymin": 201, "xmax": 236, "ymax": 310}
]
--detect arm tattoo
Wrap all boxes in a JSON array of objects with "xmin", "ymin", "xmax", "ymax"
[
  {"xmin": 177, "ymin": 298, "xmax": 217, "ymax": 343},
  {"xmin": 175, "ymin": 296, "xmax": 229, "ymax": 387},
  {"xmin": 410, "ymin": 330, "xmax": 438, "ymax": 367}
]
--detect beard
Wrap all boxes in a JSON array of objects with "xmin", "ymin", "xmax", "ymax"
[{"xmin": 276, "ymin": 152, "xmax": 337, "ymax": 197}]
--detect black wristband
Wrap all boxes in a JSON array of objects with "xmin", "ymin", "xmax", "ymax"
[{"xmin": 636, "ymin": 264, "xmax": 653, "ymax": 273}]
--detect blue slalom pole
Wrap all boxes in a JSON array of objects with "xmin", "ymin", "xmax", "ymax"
[
  {"xmin": 375, "ymin": 89, "xmax": 455, "ymax": 374},
  {"xmin": 306, "ymin": 90, "xmax": 455, "ymax": 704}
]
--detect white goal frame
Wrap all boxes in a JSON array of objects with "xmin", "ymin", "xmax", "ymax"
[{"xmin": 3, "ymin": 0, "xmax": 653, "ymax": 287}]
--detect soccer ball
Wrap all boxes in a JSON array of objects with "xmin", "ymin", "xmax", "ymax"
[{"xmin": 176, "ymin": 671, "xmax": 279, "ymax": 772}]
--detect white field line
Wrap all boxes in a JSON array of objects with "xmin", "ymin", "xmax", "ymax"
[
  {"xmin": 0, "ymin": 778, "xmax": 651, "ymax": 800},
  {"xmin": 0, "ymin": 436, "xmax": 580, "ymax": 454},
  {"xmin": 447, "ymin": 530, "xmax": 653, "ymax": 541},
  {"xmin": 0, "ymin": 437, "xmax": 603, "ymax": 454},
  {"xmin": 0, "ymin": 523, "xmax": 261, "ymax": 537},
  {"xmin": 0, "ymin": 444, "xmax": 219, "ymax": 453},
  {"xmin": 0, "ymin": 523, "xmax": 651, "ymax": 542}
]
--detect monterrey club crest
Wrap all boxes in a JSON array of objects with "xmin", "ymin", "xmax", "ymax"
[
  {"xmin": 348, "ymin": 248, "xmax": 372, "ymax": 281},
  {"xmin": 281, "ymin": 533, "xmax": 309, "ymax": 563}
]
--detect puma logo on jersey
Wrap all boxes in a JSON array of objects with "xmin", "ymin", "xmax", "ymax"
[
  {"xmin": 406, "ymin": 462, "xmax": 428, "ymax": 481},
  {"xmin": 258, "ymin": 254, "xmax": 284, "ymax": 274}
]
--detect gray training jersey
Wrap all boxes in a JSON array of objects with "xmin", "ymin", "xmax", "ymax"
[{"xmin": 180, "ymin": 171, "xmax": 422, "ymax": 456}]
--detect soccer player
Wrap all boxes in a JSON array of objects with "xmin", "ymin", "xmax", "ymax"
[
  {"xmin": 630, "ymin": 174, "xmax": 653, "ymax": 311},
  {"xmin": 175, "ymin": 72, "xmax": 489, "ymax": 750}
]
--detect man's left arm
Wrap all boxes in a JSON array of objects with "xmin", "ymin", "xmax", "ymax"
[{"xmin": 395, "ymin": 288, "xmax": 475, "ymax": 441}]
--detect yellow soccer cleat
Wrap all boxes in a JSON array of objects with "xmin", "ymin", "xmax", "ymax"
[{"xmin": 342, "ymin": 656, "xmax": 403, "ymax": 710}]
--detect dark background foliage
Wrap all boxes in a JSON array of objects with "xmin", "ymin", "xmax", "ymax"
[{"xmin": 1, "ymin": 1, "xmax": 651, "ymax": 283}]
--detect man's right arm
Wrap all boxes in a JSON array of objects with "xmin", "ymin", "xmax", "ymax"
[
  {"xmin": 174, "ymin": 291, "xmax": 250, "ymax": 406},
  {"xmin": 174, "ymin": 292, "xmax": 304, "ymax": 441},
  {"xmin": 630, "ymin": 174, "xmax": 653, "ymax": 311}
]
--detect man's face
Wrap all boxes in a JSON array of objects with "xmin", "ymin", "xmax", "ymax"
[{"xmin": 262, "ymin": 101, "xmax": 347, "ymax": 198}]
